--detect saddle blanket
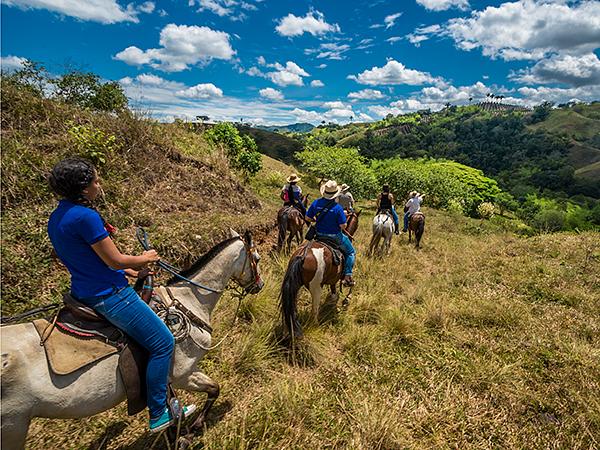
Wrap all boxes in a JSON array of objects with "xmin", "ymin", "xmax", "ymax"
[{"xmin": 33, "ymin": 318, "xmax": 118, "ymax": 376}]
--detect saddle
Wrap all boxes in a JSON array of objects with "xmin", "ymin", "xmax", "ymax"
[
  {"xmin": 314, "ymin": 236, "xmax": 344, "ymax": 267},
  {"xmin": 33, "ymin": 292, "xmax": 150, "ymax": 416}
]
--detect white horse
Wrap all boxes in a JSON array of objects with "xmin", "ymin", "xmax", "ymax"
[
  {"xmin": 368, "ymin": 212, "xmax": 394, "ymax": 256},
  {"xmin": 0, "ymin": 230, "xmax": 263, "ymax": 450}
]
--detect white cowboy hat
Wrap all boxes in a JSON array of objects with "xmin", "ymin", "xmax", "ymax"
[
  {"xmin": 409, "ymin": 190, "xmax": 418, "ymax": 198},
  {"xmin": 340, "ymin": 183, "xmax": 350, "ymax": 192},
  {"xmin": 287, "ymin": 173, "xmax": 301, "ymax": 183},
  {"xmin": 320, "ymin": 180, "xmax": 341, "ymax": 199}
]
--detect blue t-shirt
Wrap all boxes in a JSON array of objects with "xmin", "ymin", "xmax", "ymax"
[
  {"xmin": 306, "ymin": 198, "xmax": 347, "ymax": 235},
  {"xmin": 48, "ymin": 200, "xmax": 127, "ymax": 299}
]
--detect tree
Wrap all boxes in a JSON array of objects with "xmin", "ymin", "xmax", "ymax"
[{"xmin": 54, "ymin": 71, "xmax": 127, "ymax": 113}]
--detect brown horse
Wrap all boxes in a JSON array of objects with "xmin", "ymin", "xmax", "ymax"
[
  {"xmin": 280, "ymin": 240, "xmax": 344, "ymax": 339},
  {"xmin": 277, "ymin": 195, "xmax": 309, "ymax": 252},
  {"xmin": 408, "ymin": 212, "xmax": 425, "ymax": 248},
  {"xmin": 344, "ymin": 210, "xmax": 361, "ymax": 240}
]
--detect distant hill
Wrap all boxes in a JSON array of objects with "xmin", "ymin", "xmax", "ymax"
[
  {"xmin": 237, "ymin": 125, "xmax": 304, "ymax": 164},
  {"xmin": 255, "ymin": 122, "xmax": 314, "ymax": 133}
]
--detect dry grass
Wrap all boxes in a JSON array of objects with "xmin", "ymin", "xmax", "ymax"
[{"xmin": 23, "ymin": 207, "xmax": 600, "ymax": 449}]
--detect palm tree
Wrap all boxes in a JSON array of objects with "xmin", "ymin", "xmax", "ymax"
[{"xmin": 469, "ymin": 97, "xmax": 473, "ymax": 104}]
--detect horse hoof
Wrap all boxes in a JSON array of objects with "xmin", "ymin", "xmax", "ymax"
[
  {"xmin": 178, "ymin": 436, "xmax": 192, "ymax": 449},
  {"xmin": 342, "ymin": 298, "xmax": 350, "ymax": 308}
]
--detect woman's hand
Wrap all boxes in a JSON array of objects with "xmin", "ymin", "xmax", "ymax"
[{"xmin": 142, "ymin": 250, "xmax": 160, "ymax": 264}]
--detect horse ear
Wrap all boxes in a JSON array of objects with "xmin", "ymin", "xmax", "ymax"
[
  {"xmin": 229, "ymin": 228, "xmax": 240, "ymax": 238},
  {"xmin": 244, "ymin": 230, "xmax": 253, "ymax": 247}
]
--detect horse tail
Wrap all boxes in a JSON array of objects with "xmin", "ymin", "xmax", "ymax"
[
  {"xmin": 416, "ymin": 215, "xmax": 425, "ymax": 247},
  {"xmin": 277, "ymin": 211, "xmax": 288, "ymax": 250},
  {"xmin": 280, "ymin": 253, "xmax": 305, "ymax": 338}
]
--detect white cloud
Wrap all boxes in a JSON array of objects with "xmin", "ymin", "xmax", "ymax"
[
  {"xmin": 3, "ymin": 0, "xmax": 142, "ymax": 23},
  {"xmin": 176, "ymin": 83, "xmax": 223, "ymax": 98},
  {"xmin": 257, "ymin": 55, "xmax": 266, "ymax": 66},
  {"xmin": 250, "ymin": 60, "xmax": 310, "ymax": 87},
  {"xmin": 517, "ymin": 84, "xmax": 600, "ymax": 105},
  {"xmin": 349, "ymin": 59, "xmax": 440, "ymax": 86},
  {"xmin": 275, "ymin": 9, "xmax": 340, "ymax": 37},
  {"xmin": 416, "ymin": 0, "xmax": 469, "ymax": 12},
  {"xmin": 114, "ymin": 24, "xmax": 235, "ymax": 72},
  {"xmin": 443, "ymin": 0, "xmax": 600, "ymax": 61},
  {"xmin": 291, "ymin": 108, "xmax": 322, "ymax": 122},
  {"xmin": 188, "ymin": 0, "xmax": 259, "ymax": 19},
  {"xmin": 406, "ymin": 24, "xmax": 441, "ymax": 46},
  {"xmin": 310, "ymin": 79, "xmax": 325, "ymax": 87},
  {"xmin": 348, "ymin": 89, "xmax": 385, "ymax": 100},
  {"xmin": 0, "ymin": 55, "xmax": 27, "ymax": 71},
  {"xmin": 387, "ymin": 37, "xmax": 402, "ymax": 44},
  {"xmin": 136, "ymin": 73, "xmax": 169, "ymax": 86},
  {"xmin": 322, "ymin": 101, "xmax": 346, "ymax": 109},
  {"xmin": 306, "ymin": 42, "xmax": 351, "ymax": 60},
  {"xmin": 384, "ymin": 12, "xmax": 402, "ymax": 29},
  {"xmin": 259, "ymin": 87, "xmax": 284, "ymax": 100},
  {"xmin": 138, "ymin": 1, "xmax": 154, "ymax": 14},
  {"xmin": 246, "ymin": 66, "xmax": 264, "ymax": 77},
  {"xmin": 316, "ymin": 63, "xmax": 327, "ymax": 69},
  {"xmin": 510, "ymin": 53, "xmax": 600, "ymax": 88}
]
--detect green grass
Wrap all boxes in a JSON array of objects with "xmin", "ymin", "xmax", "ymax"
[{"xmin": 529, "ymin": 107, "xmax": 600, "ymax": 141}]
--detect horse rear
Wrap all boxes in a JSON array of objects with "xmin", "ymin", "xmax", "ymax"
[
  {"xmin": 368, "ymin": 213, "xmax": 394, "ymax": 256},
  {"xmin": 408, "ymin": 213, "xmax": 425, "ymax": 248}
]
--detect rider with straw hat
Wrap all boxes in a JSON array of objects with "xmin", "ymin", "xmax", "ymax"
[
  {"xmin": 306, "ymin": 180, "xmax": 356, "ymax": 286},
  {"xmin": 403, "ymin": 190, "xmax": 425, "ymax": 232},
  {"xmin": 336, "ymin": 183, "xmax": 355, "ymax": 213},
  {"xmin": 280, "ymin": 173, "xmax": 306, "ymax": 216}
]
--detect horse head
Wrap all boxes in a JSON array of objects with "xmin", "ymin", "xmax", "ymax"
[{"xmin": 229, "ymin": 229, "xmax": 264, "ymax": 294}]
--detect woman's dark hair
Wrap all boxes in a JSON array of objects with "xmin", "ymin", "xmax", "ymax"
[
  {"xmin": 48, "ymin": 158, "xmax": 96, "ymax": 204},
  {"xmin": 382, "ymin": 184, "xmax": 390, "ymax": 193}
]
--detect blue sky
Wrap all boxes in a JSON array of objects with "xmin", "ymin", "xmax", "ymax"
[{"xmin": 2, "ymin": 0, "xmax": 599, "ymax": 124}]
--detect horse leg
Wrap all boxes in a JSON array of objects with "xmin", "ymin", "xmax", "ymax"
[
  {"xmin": 408, "ymin": 227, "xmax": 412, "ymax": 243},
  {"xmin": 1, "ymin": 414, "xmax": 30, "ymax": 450},
  {"xmin": 177, "ymin": 369, "xmax": 220, "ymax": 432},
  {"xmin": 286, "ymin": 231, "xmax": 294, "ymax": 253},
  {"xmin": 309, "ymin": 282, "xmax": 323, "ymax": 323}
]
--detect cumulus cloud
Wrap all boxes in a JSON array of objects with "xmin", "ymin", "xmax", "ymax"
[
  {"xmin": 291, "ymin": 106, "xmax": 360, "ymax": 124},
  {"xmin": 310, "ymin": 79, "xmax": 325, "ymax": 87},
  {"xmin": 348, "ymin": 59, "xmax": 441, "ymax": 86},
  {"xmin": 316, "ymin": 63, "xmax": 327, "ymax": 69},
  {"xmin": 176, "ymin": 83, "xmax": 223, "ymax": 98},
  {"xmin": 114, "ymin": 24, "xmax": 235, "ymax": 72},
  {"xmin": 416, "ymin": 0, "xmax": 469, "ymax": 12},
  {"xmin": 291, "ymin": 108, "xmax": 322, "ymax": 122},
  {"xmin": 322, "ymin": 101, "xmax": 346, "ymax": 109},
  {"xmin": 517, "ymin": 84, "xmax": 600, "ymax": 105},
  {"xmin": 246, "ymin": 59, "xmax": 310, "ymax": 87},
  {"xmin": 3, "ymin": 0, "xmax": 146, "ymax": 23},
  {"xmin": 442, "ymin": 0, "xmax": 600, "ymax": 61},
  {"xmin": 348, "ymin": 89, "xmax": 385, "ymax": 100},
  {"xmin": 138, "ymin": 1, "xmax": 154, "ymax": 14},
  {"xmin": 259, "ymin": 87, "xmax": 284, "ymax": 100},
  {"xmin": 0, "ymin": 55, "xmax": 27, "ymax": 71},
  {"xmin": 406, "ymin": 24, "xmax": 441, "ymax": 46},
  {"xmin": 187, "ymin": 0, "xmax": 259, "ymax": 19},
  {"xmin": 275, "ymin": 9, "xmax": 340, "ymax": 37},
  {"xmin": 511, "ymin": 53, "xmax": 600, "ymax": 88}
]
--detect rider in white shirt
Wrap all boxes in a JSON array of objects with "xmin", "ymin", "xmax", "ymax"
[{"xmin": 402, "ymin": 191, "xmax": 425, "ymax": 232}]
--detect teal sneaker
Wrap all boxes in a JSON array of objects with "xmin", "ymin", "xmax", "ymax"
[{"xmin": 149, "ymin": 404, "xmax": 197, "ymax": 433}]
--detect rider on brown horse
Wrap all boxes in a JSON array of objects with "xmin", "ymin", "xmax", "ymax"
[
  {"xmin": 402, "ymin": 191, "xmax": 425, "ymax": 232},
  {"xmin": 280, "ymin": 173, "xmax": 307, "ymax": 217},
  {"xmin": 336, "ymin": 184, "xmax": 355, "ymax": 214}
]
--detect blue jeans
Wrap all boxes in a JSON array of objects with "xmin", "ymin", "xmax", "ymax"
[
  {"xmin": 79, "ymin": 286, "xmax": 174, "ymax": 419},
  {"xmin": 403, "ymin": 212, "xmax": 410, "ymax": 231},
  {"xmin": 317, "ymin": 231, "xmax": 355, "ymax": 276}
]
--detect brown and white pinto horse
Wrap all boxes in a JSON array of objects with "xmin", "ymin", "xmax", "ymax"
[
  {"xmin": 408, "ymin": 212, "xmax": 425, "ymax": 248},
  {"xmin": 277, "ymin": 195, "xmax": 309, "ymax": 253},
  {"xmin": 280, "ymin": 241, "xmax": 343, "ymax": 339},
  {"xmin": 344, "ymin": 210, "xmax": 361, "ymax": 240}
]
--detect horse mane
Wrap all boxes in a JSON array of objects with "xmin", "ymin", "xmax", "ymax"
[{"xmin": 168, "ymin": 236, "xmax": 240, "ymax": 284}]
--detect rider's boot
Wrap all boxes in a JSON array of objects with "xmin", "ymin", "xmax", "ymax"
[{"xmin": 149, "ymin": 403, "xmax": 197, "ymax": 433}]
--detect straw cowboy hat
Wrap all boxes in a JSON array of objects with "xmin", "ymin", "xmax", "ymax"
[
  {"xmin": 340, "ymin": 183, "xmax": 350, "ymax": 193},
  {"xmin": 409, "ymin": 190, "xmax": 418, "ymax": 198},
  {"xmin": 320, "ymin": 180, "xmax": 341, "ymax": 199},
  {"xmin": 287, "ymin": 173, "xmax": 301, "ymax": 183}
]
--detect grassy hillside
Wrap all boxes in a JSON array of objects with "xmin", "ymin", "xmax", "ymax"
[
  {"xmin": 238, "ymin": 125, "xmax": 303, "ymax": 164},
  {"xmin": 26, "ymin": 207, "xmax": 600, "ymax": 449},
  {"xmin": 529, "ymin": 103, "xmax": 600, "ymax": 142}
]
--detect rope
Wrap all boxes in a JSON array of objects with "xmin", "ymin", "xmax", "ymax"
[
  {"xmin": 1, "ymin": 303, "xmax": 60, "ymax": 325},
  {"xmin": 136, "ymin": 227, "xmax": 222, "ymax": 294}
]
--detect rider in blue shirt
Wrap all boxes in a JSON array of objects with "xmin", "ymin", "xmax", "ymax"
[
  {"xmin": 47, "ymin": 158, "xmax": 195, "ymax": 433},
  {"xmin": 306, "ymin": 180, "xmax": 356, "ymax": 286}
]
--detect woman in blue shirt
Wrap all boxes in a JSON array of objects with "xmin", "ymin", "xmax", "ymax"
[
  {"xmin": 47, "ymin": 158, "xmax": 195, "ymax": 432},
  {"xmin": 306, "ymin": 180, "xmax": 356, "ymax": 286}
]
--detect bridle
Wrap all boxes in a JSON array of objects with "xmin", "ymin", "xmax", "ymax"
[{"xmin": 236, "ymin": 232, "xmax": 262, "ymax": 295}]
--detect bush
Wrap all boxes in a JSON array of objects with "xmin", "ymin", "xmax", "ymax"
[
  {"xmin": 446, "ymin": 198, "xmax": 465, "ymax": 215},
  {"xmin": 295, "ymin": 145, "xmax": 377, "ymax": 198},
  {"xmin": 68, "ymin": 122, "xmax": 120, "ymax": 165},
  {"xmin": 532, "ymin": 209, "xmax": 565, "ymax": 232},
  {"xmin": 204, "ymin": 122, "xmax": 262, "ymax": 177},
  {"xmin": 477, "ymin": 202, "xmax": 496, "ymax": 219}
]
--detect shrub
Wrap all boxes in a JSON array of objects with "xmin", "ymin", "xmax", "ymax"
[
  {"xmin": 295, "ymin": 145, "xmax": 377, "ymax": 198},
  {"xmin": 477, "ymin": 202, "xmax": 496, "ymax": 219},
  {"xmin": 204, "ymin": 122, "xmax": 262, "ymax": 177},
  {"xmin": 68, "ymin": 122, "xmax": 120, "ymax": 165},
  {"xmin": 446, "ymin": 198, "xmax": 465, "ymax": 215},
  {"xmin": 532, "ymin": 209, "xmax": 565, "ymax": 232}
]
